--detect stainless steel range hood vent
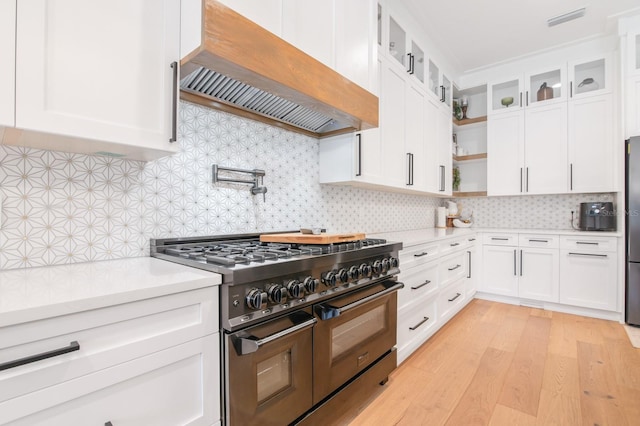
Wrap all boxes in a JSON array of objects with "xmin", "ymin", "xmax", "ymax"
[
  {"xmin": 180, "ymin": 0, "xmax": 378, "ymax": 138},
  {"xmin": 181, "ymin": 67, "xmax": 337, "ymax": 133}
]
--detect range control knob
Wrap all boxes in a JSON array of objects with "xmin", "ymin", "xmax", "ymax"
[
  {"xmin": 322, "ymin": 271, "xmax": 337, "ymax": 287},
  {"xmin": 246, "ymin": 288, "xmax": 267, "ymax": 310},
  {"xmin": 337, "ymin": 268, "xmax": 349, "ymax": 283},
  {"xmin": 287, "ymin": 280, "xmax": 305, "ymax": 299},
  {"xmin": 267, "ymin": 284, "xmax": 287, "ymax": 304},
  {"xmin": 372, "ymin": 260, "xmax": 383, "ymax": 275},
  {"xmin": 381, "ymin": 258, "xmax": 390, "ymax": 274},
  {"xmin": 359, "ymin": 263, "xmax": 372, "ymax": 278},
  {"xmin": 303, "ymin": 276, "xmax": 319, "ymax": 293},
  {"xmin": 348, "ymin": 265, "xmax": 360, "ymax": 280},
  {"xmin": 389, "ymin": 256, "xmax": 399, "ymax": 268}
]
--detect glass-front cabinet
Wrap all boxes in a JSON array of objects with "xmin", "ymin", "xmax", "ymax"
[
  {"xmin": 428, "ymin": 59, "xmax": 440, "ymax": 98},
  {"xmin": 627, "ymin": 31, "xmax": 640, "ymax": 75},
  {"xmin": 411, "ymin": 41, "xmax": 425, "ymax": 83},
  {"xmin": 569, "ymin": 55, "xmax": 611, "ymax": 98},
  {"xmin": 526, "ymin": 66, "xmax": 566, "ymax": 106},
  {"xmin": 388, "ymin": 16, "xmax": 406, "ymax": 67},
  {"xmin": 489, "ymin": 78, "xmax": 524, "ymax": 114}
]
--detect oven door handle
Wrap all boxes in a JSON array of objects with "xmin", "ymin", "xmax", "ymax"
[
  {"xmin": 315, "ymin": 282, "xmax": 404, "ymax": 320},
  {"xmin": 232, "ymin": 317, "xmax": 317, "ymax": 355}
]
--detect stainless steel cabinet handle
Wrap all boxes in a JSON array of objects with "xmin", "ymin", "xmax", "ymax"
[
  {"xmin": 576, "ymin": 241, "xmax": 599, "ymax": 245},
  {"xmin": 411, "ymin": 280, "xmax": 431, "ymax": 290},
  {"xmin": 448, "ymin": 293, "xmax": 461, "ymax": 302},
  {"xmin": 513, "ymin": 249, "xmax": 517, "ymax": 275},
  {"xmin": 439, "ymin": 165, "xmax": 445, "ymax": 191},
  {"xmin": 568, "ymin": 252, "xmax": 608, "ymax": 258},
  {"xmin": 526, "ymin": 167, "xmax": 529, "ymax": 192},
  {"xmin": 409, "ymin": 316, "xmax": 430, "ymax": 331},
  {"xmin": 232, "ymin": 318, "xmax": 317, "ymax": 355},
  {"xmin": 448, "ymin": 264, "xmax": 461, "ymax": 271},
  {"xmin": 526, "ymin": 90, "xmax": 529, "ymax": 106},
  {"xmin": 570, "ymin": 81, "xmax": 573, "ymax": 98},
  {"xmin": 520, "ymin": 249, "xmax": 523, "ymax": 276},
  {"xmin": 469, "ymin": 238, "xmax": 476, "ymax": 242},
  {"xmin": 528, "ymin": 239, "xmax": 548, "ymax": 243},
  {"xmin": 450, "ymin": 242, "xmax": 460, "ymax": 247},
  {"xmin": 440, "ymin": 85, "xmax": 446, "ymax": 102},
  {"xmin": 519, "ymin": 92, "xmax": 522, "ymax": 107},
  {"xmin": 406, "ymin": 153, "xmax": 414, "ymax": 186},
  {"xmin": 414, "ymin": 251, "xmax": 429, "ymax": 257},
  {"xmin": 169, "ymin": 61, "xmax": 178, "ymax": 143},
  {"xmin": 315, "ymin": 281, "xmax": 404, "ymax": 320},
  {"xmin": 0, "ymin": 341, "xmax": 80, "ymax": 371},
  {"xmin": 356, "ymin": 133, "xmax": 362, "ymax": 177},
  {"xmin": 467, "ymin": 251, "xmax": 471, "ymax": 278},
  {"xmin": 570, "ymin": 163, "xmax": 573, "ymax": 190},
  {"xmin": 520, "ymin": 167, "xmax": 523, "ymax": 192},
  {"xmin": 491, "ymin": 237, "xmax": 509, "ymax": 241}
]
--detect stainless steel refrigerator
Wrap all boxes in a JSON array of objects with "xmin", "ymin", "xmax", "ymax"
[{"xmin": 627, "ymin": 137, "xmax": 640, "ymax": 325}]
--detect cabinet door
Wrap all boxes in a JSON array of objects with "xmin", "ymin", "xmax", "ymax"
[
  {"xmin": 488, "ymin": 77, "xmax": 524, "ymax": 114},
  {"xmin": 436, "ymin": 106, "xmax": 452, "ymax": 195},
  {"xmin": 380, "ymin": 60, "xmax": 407, "ymax": 188},
  {"xmin": 0, "ymin": 0, "xmax": 15, "ymax": 127},
  {"xmin": 627, "ymin": 76, "xmax": 640, "ymax": 138},
  {"xmin": 487, "ymin": 111, "xmax": 525, "ymax": 195},
  {"xmin": 15, "ymin": 0, "xmax": 180, "ymax": 155},
  {"xmin": 627, "ymin": 31, "xmax": 640, "ymax": 76},
  {"xmin": 568, "ymin": 55, "xmax": 611, "ymax": 98},
  {"xmin": 335, "ymin": 0, "xmax": 375, "ymax": 91},
  {"xmin": 559, "ymin": 250, "xmax": 618, "ymax": 311},
  {"xmin": 424, "ymin": 98, "xmax": 440, "ymax": 192},
  {"xmin": 481, "ymin": 245, "xmax": 519, "ymax": 297},
  {"xmin": 282, "ymin": 0, "xmax": 334, "ymax": 68},
  {"xmin": 568, "ymin": 94, "xmax": 614, "ymax": 192},
  {"xmin": 519, "ymin": 248, "xmax": 559, "ymax": 302},
  {"xmin": 525, "ymin": 65, "xmax": 566, "ymax": 107},
  {"xmin": 217, "ymin": 0, "xmax": 282, "ymax": 36},
  {"xmin": 524, "ymin": 102, "xmax": 568, "ymax": 194},
  {"xmin": 405, "ymin": 83, "xmax": 426, "ymax": 190}
]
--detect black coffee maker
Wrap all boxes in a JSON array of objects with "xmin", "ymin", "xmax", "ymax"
[{"xmin": 579, "ymin": 202, "xmax": 615, "ymax": 231}]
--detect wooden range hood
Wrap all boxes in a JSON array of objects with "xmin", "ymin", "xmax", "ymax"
[{"xmin": 180, "ymin": 0, "xmax": 378, "ymax": 138}]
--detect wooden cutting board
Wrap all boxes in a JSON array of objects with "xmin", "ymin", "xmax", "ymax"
[{"xmin": 260, "ymin": 232, "xmax": 366, "ymax": 244}]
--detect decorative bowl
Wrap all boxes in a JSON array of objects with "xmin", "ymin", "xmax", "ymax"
[{"xmin": 501, "ymin": 96, "xmax": 514, "ymax": 107}]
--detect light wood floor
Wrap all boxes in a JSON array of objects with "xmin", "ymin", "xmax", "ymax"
[{"xmin": 339, "ymin": 299, "xmax": 640, "ymax": 426}]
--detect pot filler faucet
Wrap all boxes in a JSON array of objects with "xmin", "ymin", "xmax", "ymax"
[{"xmin": 212, "ymin": 164, "xmax": 267, "ymax": 201}]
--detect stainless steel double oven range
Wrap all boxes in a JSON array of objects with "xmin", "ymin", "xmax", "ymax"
[{"xmin": 151, "ymin": 232, "xmax": 403, "ymax": 425}]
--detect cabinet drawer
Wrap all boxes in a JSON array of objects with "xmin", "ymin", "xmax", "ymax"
[
  {"xmin": 0, "ymin": 287, "xmax": 217, "ymax": 403},
  {"xmin": 560, "ymin": 235, "xmax": 618, "ymax": 252},
  {"xmin": 483, "ymin": 233, "xmax": 518, "ymax": 246},
  {"xmin": 400, "ymin": 243, "xmax": 440, "ymax": 269},
  {"xmin": 1, "ymin": 334, "xmax": 219, "ymax": 426},
  {"xmin": 397, "ymin": 261, "xmax": 439, "ymax": 310},
  {"xmin": 439, "ymin": 251, "xmax": 467, "ymax": 288},
  {"xmin": 439, "ymin": 236, "xmax": 471, "ymax": 256},
  {"xmin": 559, "ymin": 249, "xmax": 618, "ymax": 311},
  {"xmin": 518, "ymin": 234, "xmax": 559, "ymax": 248},
  {"xmin": 397, "ymin": 297, "xmax": 437, "ymax": 353},
  {"xmin": 438, "ymin": 280, "xmax": 466, "ymax": 320}
]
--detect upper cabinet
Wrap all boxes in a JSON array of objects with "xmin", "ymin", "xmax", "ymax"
[
  {"xmin": 569, "ymin": 56, "xmax": 611, "ymax": 98},
  {"xmin": 623, "ymin": 26, "xmax": 640, "ymax": 137},
  {"xmin": 0, "ymin": 0, "xmax": 16, "ymax": 128},
  {"xmin": 627, "ymin": 30, "xmax": 640, "ymax": 76},
  {"xmin": 216, "ymin": 0, "xmax": 283, "ymax": 36},
  {"xmin": 3, "ymin": 0, "xmax": 181, "ymax": 161},
  {"xmin": 282, "ymin": 0, "xmax": 334, "ymax": 68}
]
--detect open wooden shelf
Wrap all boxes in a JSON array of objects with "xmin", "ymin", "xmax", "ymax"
[
  {"xmin": 453, "ymin": 116, "xmax": 487, "ymax": 126},
  {"xmin": 453, "ymin": 153, "xmax": 487, "ymax": 162},
  {"xmin": 452, "ymin": 191, "xmax": 488, "ymax": 197}
]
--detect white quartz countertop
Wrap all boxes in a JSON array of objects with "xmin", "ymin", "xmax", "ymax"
[
  {"xmin": 0, "ymin": 257, "xmax": 221, "ymax": 327},
  {"xmin": 370, "ymin": 227, "xmax": 621, "ymax": 248}
]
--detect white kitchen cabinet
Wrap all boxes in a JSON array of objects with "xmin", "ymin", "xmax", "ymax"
[
  {"xmin": 12, "ymin": 0, "xmax": 180, "ymax": 160},
  {"xmin": 0, "ymin": 287, "xmax": 220, "ymax": 425},
  {"xmin": 282, "ymin": 0, "xmax": 334, "ymax": 68},
  {"xmin": 465, "ymin": 239, "xmax": 478, "ymax": 298},
  {"xmin": 482, "ymin": 244, "xmax": 519, "ymax": 297},
  {"xmin": 626, "ymin": 76, "xmax": 640, "ymax": 137},
  {"xmin": 438, "ymin": 279, "xmax": 466, "ymax": 321},
  {"xmin": 627, "ymin": 30, "xmax": 640, "ymax": 76},
  {"xmin": 524, "ymin": 102, "xmax": 568, "ymax": 194},
  {"xmin": 487, "ymin": 110, "xmax": 525, "ymax": 195},
  {"xmin": 380, "ymin": 59, "xmax": 409, "ymax": 188},
  {"xmin": 435, "ymin": 102, "xmax": 453, "ymax": 195},
  {"xmin": 335, "ymin": 0, "xmax": 378, "ymax": 92},
  {"xmin": 3, "ymin": 335, "xmax": 218, "ymax": 426},
  {"xmin": 518, "ymin": 247, "xmax": 559, "ymax": 302},
  {"xmin": 0, "ymin": 0, "xmax": 15, "ymax": 127},
  {"xmin": 568, "ymin": 55, "xmax": 612, "ymax": 99},
  {"xmin": 405, "ymin": 83, "xmax": 427, "ymax": 190},
  {"xmin": 216, "ymin": 0, "xmax": 283, "ymax": 36},
  {"xmin": 560, "ymin": 249, "xmax": 618, "ymax": 311},
  {"xmin": 568, "ymin": 94, "xmax": 615, "ymax": 192}
]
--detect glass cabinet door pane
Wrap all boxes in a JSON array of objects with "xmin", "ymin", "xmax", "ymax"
[
  {"xmin": 411, "ymin": 41, "xmax": 424, "ymax": 83},
  {"xmin": 574, "ymin": 58, "xmax": 605, "ymax": 95},
  {"xmin": 443, "ymin": 74, "xmax": 451, "ymax": 106},
  {"xmin": 529, "ymin": 69, "xmax": 561, "ymax": 105},
  {"xmin": 377, "ymin": 4, "xmax": 381, "ymax": 47},
  {"xmin": 389, "ymin": 17, "xmax": 406, "ymax": 66},
  {"xmin": 429, "ymin": 60, "xmax": 440, "ymax": 96},
  {"xmin": 491, "ymin": 79, "xmax": 520, "ymax": 111}
]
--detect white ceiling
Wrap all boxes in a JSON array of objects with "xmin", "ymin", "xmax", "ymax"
[{"xmin": 399, "ymin": 0, "xmax": 640, "ymax": 73}]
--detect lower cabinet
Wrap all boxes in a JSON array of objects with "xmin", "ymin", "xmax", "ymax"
[
  {"xmin": 0, "ymin": 287, "xmax": 221, "ymax": 425},
  {"xmin": 481, "ymin": 244, "xmax": 519, "ymax": 296},
  {"xmin": 397, "ymin": 235, "xmax": 476, "ymax": 364}
]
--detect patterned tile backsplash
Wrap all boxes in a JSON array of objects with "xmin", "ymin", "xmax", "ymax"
[{"xmin": 0, "ymin": 101, "xmax": 617, "ymax": 270}]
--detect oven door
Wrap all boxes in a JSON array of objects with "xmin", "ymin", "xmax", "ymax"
[
  {"xmin": 226, "ymin": 309, "xmax": 316, "ymax": 426},
  {"xmin": 312, "ymin": 280, "xmax": 403, "ymax": 403}
]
